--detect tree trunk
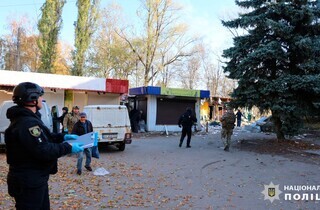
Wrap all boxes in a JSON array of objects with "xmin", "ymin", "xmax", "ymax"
[{"xmin": 272, "ymin": 114, "xmax": 285, "ymax": 141}]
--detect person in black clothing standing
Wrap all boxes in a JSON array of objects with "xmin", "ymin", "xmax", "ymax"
[
  {"xmin": 72, "ymin": 112, "xmax": 93, "ymax": 175},
  {"xmin": 5, "ymin": 82, "xmax": 83, "ymax": 210},
  {"xmin": 236, "ymin": 109, "xmax": 242, "ymax": 127},
  {"xmin": 178, "ymin": 107, "xmax": 197, "ymax": 148},
  {"xmin": 58, "ymin": 107, "xmax": 68, "ymax": 133},
  {"xmin": 51, "ymin": 105, "xmax": 60, "ymax": 133},
  {"xmin": 129, "ymin": 108, "xmax": 140, "ymax": 133}
]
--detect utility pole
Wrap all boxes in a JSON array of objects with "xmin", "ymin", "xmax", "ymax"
[
  {"xmin": 15, "ymin": 27, "xmax": 22, "ymax": 71},
  {"xmin": 0, "ymin": 38, "xmax": 4, "ymax": 69}
]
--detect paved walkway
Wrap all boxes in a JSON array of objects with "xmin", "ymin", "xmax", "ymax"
[{"xmin": 0, "ymin": 128, "xmax": 319, "ymax": 209}]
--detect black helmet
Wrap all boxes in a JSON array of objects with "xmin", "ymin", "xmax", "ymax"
[
  {"xmin": 62, "ymin": 107, "xmax": 69, "ymax": 112},
  {"xmin": 12, "ymin": 82, "xmax": 44, "ymax": 104}
]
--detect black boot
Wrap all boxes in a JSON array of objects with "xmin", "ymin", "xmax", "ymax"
[
  {"xmin": 186, "ymin": 139, "xmax": 191, "ymax": 148},
  {"xmin": 179, "ymin": 141, "xmax": 182, "ymax": 147}
]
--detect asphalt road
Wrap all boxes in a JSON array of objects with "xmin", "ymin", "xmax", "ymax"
[{"xmin": 0, "ymin": 128, "xmax": 319, "ymax": 209}]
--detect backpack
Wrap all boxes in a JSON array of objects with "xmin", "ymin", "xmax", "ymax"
[{"xmin": 222, "ymin": 112, "xmax": 235, "ymax": 129}]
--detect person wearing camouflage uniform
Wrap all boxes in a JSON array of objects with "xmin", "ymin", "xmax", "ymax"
[
  {"xmin": 220, "ymin": 108, "xmax": 236, "ymax": 151},
  {"xmin": 63, "ymin": 106, "xmax": 80, "ymax": 134}
]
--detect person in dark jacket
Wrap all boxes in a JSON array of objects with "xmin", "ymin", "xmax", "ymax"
[
  {"xmin": 72, "ymin": 112, "xmax": 94, "ymax": 175},
  {"xmin": 51, "ymin": 105, "xmax": 60, "ymax": 133},
  {"xmin": 129, "ymin": 108, "xmax": 140, "ymax": 133},
  {"xmin": 5, "ymin": 82, "xmax": 83, "ymax": 210},
  {"xmin": 236, "ymin": 109, "xmax": 242, "ymax": 127},
  {"xmin": 57, "ymin": 107, "xmax": 68, "ymax": 133},
  {"xmin": 178, "ymin": 107, "xmax": 197, "ymax": 148}
]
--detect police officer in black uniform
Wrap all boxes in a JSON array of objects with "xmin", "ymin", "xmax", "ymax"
[
  {"xmin": 5, "ymin": 82, "xmax": 84, "ymax": 210},
  {"xmin": 178, "ymin": 107, "xmax": 197, "ymax": 148}
]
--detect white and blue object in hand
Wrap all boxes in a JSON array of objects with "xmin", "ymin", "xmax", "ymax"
[
  {"xmin": 70, "ymin": 143, "xmax": 84, "ymax": 153},
  {"xmin": 65, "ymin": 132, "xmax": 96, "ymax": 149},
  {"xmin": 64, "ymin": 134, "xmax": 79, "ymax": 141}
]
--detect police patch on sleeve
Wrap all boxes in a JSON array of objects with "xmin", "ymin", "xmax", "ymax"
[{"xmin": 29, "ymin": 126, "xmax": 41, "ymax": 137}]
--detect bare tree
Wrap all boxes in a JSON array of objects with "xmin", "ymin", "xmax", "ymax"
[
  {"xmin": 1, "ymin": 15, "xmax": 71, "ymax": 73},
  {"xmin": 53, "ymin": 41, "xmax": 73, "ymax": 75},
  {"xmin": 117, "ymin": 0, "xmax": 197, "ymax": 86},
  {"xmin": 220, "ymin": 76, "xmax": 237, "ymax": 97},
  {"xmin": 156, "ymin": 23, "xmax": 197, "ymax": 86},
  {"xmin": 179, "ymin": 45, "xmax": 201, "ymax": 89},
  {"xmin": 2, "ymin": 16, "xmax": 41, "ymax": 72},
  {"xmin": 87, "ymin": 3, "xmax": 136, "ymax": 79},
  {"xmin": 199, "ymin": 45, "xmax": 222, "ymax": 97}
]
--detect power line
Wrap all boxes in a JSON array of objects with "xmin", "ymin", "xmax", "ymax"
[
  {"xmin": 0, "ymin": 1, "xmax": 77, "ymax": 8},
  {"xmin": 0, "ymin": 3, "xmax": 43, "ymax": 8}
]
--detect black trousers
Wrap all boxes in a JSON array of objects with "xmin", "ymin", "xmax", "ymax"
[
  {"xmin": 8, "ymin": 174, "xmax": 50, "ymax": 210},
  {"xmin": 180, "ymin": 126, "xmax": 192, "ymax": 146}
]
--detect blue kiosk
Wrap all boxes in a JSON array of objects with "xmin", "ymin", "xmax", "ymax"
[{"xmin": 129, "ymin": 86, "xmax": 210, "ymax": 132}]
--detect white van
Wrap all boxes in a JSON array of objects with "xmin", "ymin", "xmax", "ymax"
[
  {"xmin": 83, "ymin": 105, "xmax": 132, "ymax": 151},
  {"xmin": 0, "ymin": 100, "xmax": 53, "ymax": 145}
]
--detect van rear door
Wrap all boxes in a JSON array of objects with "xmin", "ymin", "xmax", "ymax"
[{"xmin": 84, "ymin": 105, "xmax": 131, "ymax": 144}]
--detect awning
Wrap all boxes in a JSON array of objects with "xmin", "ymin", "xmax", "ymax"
[{"xmin": 0, "ymin": 70, "xmax": 106, "ymax": 92}]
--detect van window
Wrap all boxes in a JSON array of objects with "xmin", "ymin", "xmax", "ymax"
[{"xmin": 86, "ymin": 107, "xmax": 130, "ymax": 127}]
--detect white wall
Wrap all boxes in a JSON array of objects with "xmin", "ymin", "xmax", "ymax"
[
  {"xmin": 146, "ymin": 95, "xmax": 157, "ymax": 132},
  {"xmin": 74, "ymin": 92, "xmax": 87, "ymax": 112},
  {"xmin": 87, "ymin": 92, "xmax": 119, "ymax": 105},
  {"xmin": 0, "ymin": 88, "xmax": 121, "ymax": 116},
  {"xmin": 43, "ymin": 88, "xmax": 65, "ymax": 114}
]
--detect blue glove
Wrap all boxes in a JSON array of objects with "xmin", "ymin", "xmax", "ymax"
[
  {"xmin": 70, "ymin": 143, "xmax": 84, "ymax": 153},
  {"xmin": 64, "ymin": 134, "xmax": 79, "ymax": 141}
]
